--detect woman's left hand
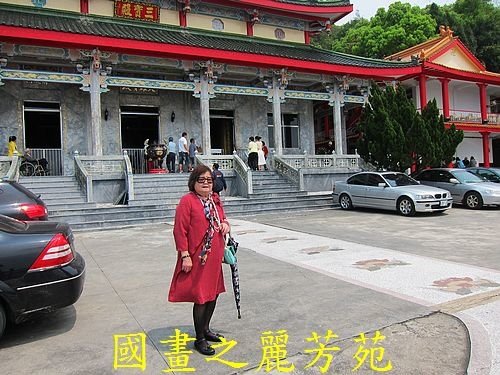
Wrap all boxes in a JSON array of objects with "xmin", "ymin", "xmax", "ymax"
[{"xmin": 220, "ymin": 221, "xmax": 230, "ymax": 236}]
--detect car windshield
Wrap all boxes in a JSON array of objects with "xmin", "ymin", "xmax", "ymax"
[
  {"xmin": 383, "ymin": 173, "xmax": 419, "ymax": 187},
  {"xmin": 452, "ymin": 170, "xmax": 484, "ymax": 183}
]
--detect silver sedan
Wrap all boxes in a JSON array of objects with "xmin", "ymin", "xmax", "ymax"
[
  {"xmin": 332, "ymin": 172, "xmax": 453, "ymax": 216},
  {"xmin": 414, "ymin": 168, "xmax": 500, "ymax": 209}
]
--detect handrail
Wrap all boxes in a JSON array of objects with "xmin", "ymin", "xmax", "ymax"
[
  {"xmin": 195, "ymin": 154, "xmax": 234, "ymax": 170},
  {"xmin": 0, "ymin": 154, "xmax": 20, "ymax": 182},
  {"xmin": 73, "ymin": 151, "xmax": 93, "ymax": 202},
  {"xmin": 233, "ymin": 152, "xmax": 253, "ymax": 195},
  {"xmin": 273, "ymin": 155, "xmax": 302, "ymax": 190},
  {"xmin": 123, "ymin": 150, "xmax": 134, "ymax": 201}
]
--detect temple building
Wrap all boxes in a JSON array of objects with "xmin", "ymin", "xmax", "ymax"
[
  {"xmin": 386, "ymin": 25, "xmax": 500, "ymax": 167},
  {"xmin": 0, "ymin": 0, "xmax": 499, "ymax": 176},
  {"xmin": 0, "ymin": 0, "xmax": 419, "ymax": 175}
]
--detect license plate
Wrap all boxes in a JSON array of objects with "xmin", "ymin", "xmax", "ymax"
[{"xmin": 440, "ymin": 200, "xmax": 448, "ymax": 207}]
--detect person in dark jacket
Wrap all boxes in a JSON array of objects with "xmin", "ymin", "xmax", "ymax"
[{"xmin": 212, "ymin": 163, "xmax": 227, "ymax": 195}]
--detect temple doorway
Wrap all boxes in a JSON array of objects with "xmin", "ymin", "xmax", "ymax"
[
  {"xmin": 120, "ymin": 106, "xmax": 159, "ymax": 173},
  {"xmin": 210, "ymin": 110, "xmax": 234, "ymax": 154},
  {"xmin": 23, "ymin": 101, "xmax": 63, "ymax": 175}
]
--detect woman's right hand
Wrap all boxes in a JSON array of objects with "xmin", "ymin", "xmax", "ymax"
[{"xmin": 181, "ymin": 256, "xmax": 192, "ymax": 273}]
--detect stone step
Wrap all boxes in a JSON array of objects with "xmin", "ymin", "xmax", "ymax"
[
  {"xmin": 47, "ymin": 202, "xmax": 97, "ymax": 211},
  {"xmin": 68, "ymin": 216, "xmax": 174, "ymax": 231},
  {"xmin": 50, "ymin": 206, "xmax": 177, "ymax": 224},
  {"xmin": 133, "ymin": 185, "xmax": 190, "ymax": 193},
  {"xmin": 36, "ymin": 192, "xmax": 86, "ymax": 200},
  {"xmin": 20, "ymin": 183, "xmax": 81, "ymax": 193},
  {"xmin": 43, "ymin": 197, "xmax": 88, "ymax": 205},
  {"xmin": 19, "ymin": 176, "xmax": 76, "ymax": 183},
  {"xmin": 70, "ymin": 205, "xmax": 334, "ymax": 231}
]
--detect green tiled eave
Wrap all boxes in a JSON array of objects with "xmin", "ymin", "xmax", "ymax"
[
  {"xmin": 278, "ymin": 0, "xmax": 351, "ymax": 6},
  {"xmin": 0, "ymin": 4, "xmax": 416, "ymax": 69}
]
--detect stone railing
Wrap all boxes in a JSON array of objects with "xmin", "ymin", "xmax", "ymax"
[
  {"xmin": 73, "ymin": 152, "xmax": 129, "ymax": 203},
  {"xmin": 273, "ymin": 156, "xmax": 302, "ymax": 189},
  {"xmin": 0, "ymin": 155, "xmax": 20, "ymax": 181},
  {"xmin": 74, "ymin": 152, "xmax": 92, "ymax": 202},
  {"xmin": 122, "ymin": 151, "xmax": 135, "ymax": 201},
  {"xmin": 233, "ymin": 153, "xmax": 253, "ymax": 195},
  {"xmin": 195, "ymin": 154, "xmax": 234, "ymax": 170},
  {"xmin": 196, "ymin": 153, "xmax": 253, "ymax": 196},
  {"xmin": 279, "ymin": 154, "xmax": 361, "ymax": 170}
]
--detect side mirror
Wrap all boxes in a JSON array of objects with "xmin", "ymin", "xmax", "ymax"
[
  {"xmin": 378, "ymin": 182, "xmax": 387, "ymax": 188},
  {"xmin": 449, "ymin": 178, "xmax": 459, "ymax": 184}
]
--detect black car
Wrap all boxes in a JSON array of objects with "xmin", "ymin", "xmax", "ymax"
[
  {"xmin": 0, "ymin": 214, "xmax": 85, "ymax": 339},
  {"xmin": 0, "ymin": 180, "xmax": 48, "ymax": 221}
]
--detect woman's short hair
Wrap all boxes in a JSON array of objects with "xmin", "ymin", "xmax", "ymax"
[
  {"xmin": 188, "ymin": 165, "xmax": 212, "ymax": 192},
  {"xmin": 8, "ymin": 136, "xmax": 16, "ymax": 142}
]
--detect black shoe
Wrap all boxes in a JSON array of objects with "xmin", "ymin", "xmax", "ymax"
[
  {"xmin": 194, "ymin": 339, "xmax": 215, "ymax": 356},
  {"xmin": 204, "ymin": 330, "xmax": 224, "ymax": 342}
]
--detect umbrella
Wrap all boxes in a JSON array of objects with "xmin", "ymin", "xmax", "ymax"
[{"xmin": 227, "ymin": 236, "xmax": 241, "ymax": 319}]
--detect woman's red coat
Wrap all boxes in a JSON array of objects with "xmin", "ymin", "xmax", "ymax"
[{"xmin": 168, "ymin": 192, "xmax": 226, "ymax": 304}]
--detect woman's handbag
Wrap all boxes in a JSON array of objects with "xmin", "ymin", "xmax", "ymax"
[{"xmin": 223, "ymin": 235, "xmax": 238, "ymax": 265}]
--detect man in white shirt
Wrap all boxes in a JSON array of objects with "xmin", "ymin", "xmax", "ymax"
[{"xmin": 178, "ymin": 132, "xmax": 189, "ymax": 172}]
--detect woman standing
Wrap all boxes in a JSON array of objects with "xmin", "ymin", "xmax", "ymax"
[
  {"xmin": 255, "ymin": 136, "xmax": 266, "ymax": 171},
  {"xmin": 7, "ymin": 136, "xmax": 17, "ymax": 157},
  {"xmin": 168, "ymin": 165, "xmax": 231, "ymax": 356}
]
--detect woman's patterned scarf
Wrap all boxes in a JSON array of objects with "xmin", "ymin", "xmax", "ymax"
[{"xmin": 199, "ymin": 193, "xmax": 221, "ymax": 262}]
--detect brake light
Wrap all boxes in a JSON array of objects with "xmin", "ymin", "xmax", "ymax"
[
  {"xmin": 20, "ymin": 204, "xmax": 48, "ymax": 220},
  {"xmin": 29, "ymin": 233, "xmax": 74, "ymax": 272}
]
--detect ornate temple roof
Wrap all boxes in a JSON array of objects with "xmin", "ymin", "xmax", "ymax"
[{"xmin": 0, "ymin": 4, "xmax": 418, "ymax": 77}]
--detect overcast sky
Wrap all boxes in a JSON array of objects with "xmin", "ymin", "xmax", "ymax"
[{"xmin": 338, "ymin": 1, "xmax": 457, "ymax": 24}]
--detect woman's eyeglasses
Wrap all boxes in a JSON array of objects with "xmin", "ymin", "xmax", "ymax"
[{"xmin": 197, "ymin": 177, "xmax": 213, "ymax": 183}]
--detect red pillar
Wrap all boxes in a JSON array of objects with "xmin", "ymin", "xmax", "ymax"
[
  {"xmin": 80, "ymin": 0, "xmax": 89, "ymax": 14},
  {"xmin": 478, "ymin": 83, "xmax": 488, "ymax": 123},
  {"xmin": 179, "ymin": 11, "xmax": 187, "ymax": 27},
  {"xmin": 481, "ymin": 132, "xmax": 490, "ymax": 167},
  {"xmin": 439, "ymin": 78, "xmax": 450, "ymax": 120},
  {"xmin": 304, "ymin": 31, "xmax": 311, "ymax": 45},
  {"xmin": 418, "ymin": 75, "xmax": 427, "ymax": 110},
  {"xmin": 246, "ymin": 22, "xmax": 254, "ymax": 36}
]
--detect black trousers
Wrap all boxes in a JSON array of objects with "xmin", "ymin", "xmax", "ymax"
[{"xmin": 248, "ymin": 152, "xmax": 258, "ymax": 170}]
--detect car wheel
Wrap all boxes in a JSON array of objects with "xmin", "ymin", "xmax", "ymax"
[
  {"xmin": 397, "ymin": 197, "xmax": 415, "ymax": 217},
  {"xmin": 339, "ymin": 194, "xmax": 353, "ymax": 210},
  {"xmin": 0, "ymin": 303, "xmax": 5, "ymax": 340},
  {"xmin": 464, "ymin": 192, "xmax": 483, "ymax": 209}
]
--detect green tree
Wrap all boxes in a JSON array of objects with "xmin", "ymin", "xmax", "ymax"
[
  {"xmin": 313, "ymin": 2, "xmax": 437, "ymax": 58},
  {"xmin": 428, "ymin": 0, "xmax": 500, "ymax": 72},
  {"xmin": 357, "ymin": 86, "xmax": 464, "ymax": 171}
]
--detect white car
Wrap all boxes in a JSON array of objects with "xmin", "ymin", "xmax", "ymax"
[{"xmin": 333, "ymin": 172, "xmax": 453, "ymax": 216}]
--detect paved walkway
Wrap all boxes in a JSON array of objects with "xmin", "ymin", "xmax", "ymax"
[{"xmin": 2, "ymin": 213, "xmax": 498, "ymax": 374}]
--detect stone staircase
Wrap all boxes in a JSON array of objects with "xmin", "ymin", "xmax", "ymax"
[{"xmin": 19, "ymin": 171, "xmax": 333, "ymax": 231}]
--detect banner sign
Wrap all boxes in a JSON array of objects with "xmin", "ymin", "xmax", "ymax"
[{"xmin": 114, "ymin": 1, "xmax": 160, "ymax": 23}]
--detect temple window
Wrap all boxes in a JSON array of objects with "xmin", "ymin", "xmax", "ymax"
[
  {"xmin": 274, "ymin": 28, "xmax": 285, "ymax": 40},
  {"xmin": 212, "ymin": 18, "xmax": 224, "ymax": 31}
]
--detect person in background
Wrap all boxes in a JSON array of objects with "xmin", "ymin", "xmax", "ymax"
[
  {"xmin": 454, "ymin": 157, "xmax": 465, "ymax": 169},
  {"xmin": 189, "ymin": 138, "xmax": 197, "ymax": 172},
  {"xmin": 469, "ymin": 156, "xmax": 478, "ymax": 167},
  {"xmin": 167, "ymin": 137, "xmax": 176, "ymax": 173},
  {"xmin": 262, "ymin": 141, "xmax": 269, "ymax": 171},
  {"xmin": 212, "ymin": 163, "xmax": 227, "ymax": 196},
  {"xmin": 7, "ymin": 136, "xmax": 17, "ymax": 157},
  {"xmin": 247, "ymin": 136, "xmax": 258, "ymax": 171},
  {"xmin": 168, "ymin": 165, "xmax": 230, "ymax": 356},
  {"xmin": 255, "ymin": 136, "xmax": 266, "ymax": 171},
  {"xmin": 178, "ymin": 132, "xmax": 189, "ymax": 173},
  {"xmin": 463, "ymin": 157, "xmax": 470, "ymax": 167}
]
